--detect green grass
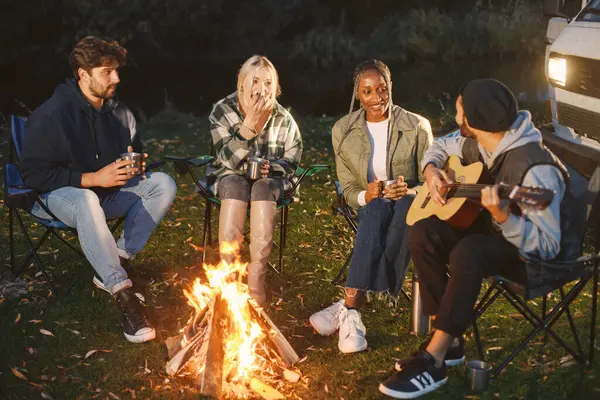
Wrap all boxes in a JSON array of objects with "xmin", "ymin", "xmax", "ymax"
[{"xmin": 0, "ymin": 103, "xmax": 598, "ymax": 400}]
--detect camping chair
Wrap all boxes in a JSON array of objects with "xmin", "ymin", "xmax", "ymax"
[
  {"xmin": 4, "ymin": 115, "xmax": 164, "ymax": 294},
  {"xmin": 164, "ymin": 153, "xmax": 328, "ymax": 272},
  {"xmin": 471, "ymin": 164, "xmax": 600, "ymax": 378},
  {"xmin": 330, "ymin": 180, "xmax": 412, "ymax": 303}
]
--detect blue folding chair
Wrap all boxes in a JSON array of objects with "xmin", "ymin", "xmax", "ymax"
[{"xmin": 4, "ymin": 115, "xmax": 162, "ymax": 294}]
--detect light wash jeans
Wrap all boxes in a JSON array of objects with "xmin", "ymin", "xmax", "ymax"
[{"xmin": 31, "ymin": 172, "xmax": 177, "ymax": 294}]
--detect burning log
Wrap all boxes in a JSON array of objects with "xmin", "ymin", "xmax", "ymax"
[
  {"xmin": 248, "ymin": 299, "xmax": 299, "ymax": 367},
  {"xmin": 195, "ymin": 293, "xmax": 228, "ymax": 398}
]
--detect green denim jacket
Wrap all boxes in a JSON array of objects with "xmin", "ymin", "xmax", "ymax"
[{"xmin": 332, "ymin": 105, "xmax": 433, "ymax": 209}]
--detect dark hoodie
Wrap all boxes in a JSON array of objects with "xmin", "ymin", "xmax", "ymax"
[{"xmin": 19, "ymin": 78, "xmax": 142, "ymax": 195}]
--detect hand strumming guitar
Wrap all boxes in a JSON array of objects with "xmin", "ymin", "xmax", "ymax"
[
  {"xmin": 365, "ymin": 180, "xmax": 382, "ymax": 203},
  {"xmin": 423, "ymin": 163, "xmax": 453, "ymax": 205},
  {"xmin": 481, "ymin": 184, "xmax": 510, "ymax": 224}
]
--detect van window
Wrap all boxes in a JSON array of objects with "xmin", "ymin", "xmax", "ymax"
[{"xmin": 577, "ymin": 0, "xmax": 600, "ymax": 22}]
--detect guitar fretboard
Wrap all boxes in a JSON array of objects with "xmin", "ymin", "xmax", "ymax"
[{"xmin": 447, "ymin": 184, "xmax": 514, "ymax": 199}]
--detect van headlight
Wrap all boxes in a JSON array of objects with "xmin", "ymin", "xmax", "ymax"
[{"xmin": 548, "ymin": 57, "xmax": 567, "ymax": 87}]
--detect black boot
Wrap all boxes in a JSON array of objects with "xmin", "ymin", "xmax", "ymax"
[{"xmin": 114, "ymin": 287, "xmax": 155, "ymax": 343}]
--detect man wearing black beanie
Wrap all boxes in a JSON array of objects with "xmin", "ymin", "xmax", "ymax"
[{"xmin": 379, "ymin": 79, "xmax": 579, "ymax": 398}]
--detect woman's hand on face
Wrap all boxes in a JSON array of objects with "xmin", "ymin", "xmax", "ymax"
[
  {"xmin": 383, "ymin": 176, "xmax": 408, "ymax": 200},
  {"xmin": 365, "ymin": 180, "xmax": 382, "ymax": 203}
]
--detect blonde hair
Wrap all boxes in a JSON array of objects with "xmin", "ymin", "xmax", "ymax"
[{"xmin": 236, "ymin": 55, "xmax": 281, "ymax": 97}]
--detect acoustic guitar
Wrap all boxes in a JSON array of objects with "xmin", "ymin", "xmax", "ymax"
[{"xmin": 406, "ymin": 156, "xmax": 555, "ymax": 230}]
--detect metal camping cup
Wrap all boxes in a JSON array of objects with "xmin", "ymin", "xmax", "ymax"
[
  {"xmin": 466, "ymin": 360, "xmax": 492, "ymax": 392},
  {"xmin": 247, "ymin": 157, "xmax": 265, "ymax": 180},
  {"xmin": 120, "ymin": 152, "xmax": 143, "ymax": 176},
  {"xmin": 379, "ymin": 179, "xmax": 397, "ymax": 192}
]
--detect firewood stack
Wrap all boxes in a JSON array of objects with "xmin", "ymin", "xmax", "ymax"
[{"xmin": 165, "ymin": 295, "xmax": 301, "ymax": 399}]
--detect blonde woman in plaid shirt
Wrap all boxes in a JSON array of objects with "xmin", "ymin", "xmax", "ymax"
[{"xmin": 208, "ymin": 55, "xmax": 303, "ymax": 306}]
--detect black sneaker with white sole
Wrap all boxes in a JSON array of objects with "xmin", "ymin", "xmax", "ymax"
[
  {"xmin": 114, "ymin": 288, "xmax": 156, "ymax": 343},
  {"xmin": 395, "ymin": 336, "xmax": 465, "ymax": 371},
  {"xmin": 380, "ymin": 350, "xmax": 447, "ymax": 399}
]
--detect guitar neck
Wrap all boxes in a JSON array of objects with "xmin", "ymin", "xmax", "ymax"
[{"xmin": 448, "ymin": 184, "xmax": 514, "ymax": 200}]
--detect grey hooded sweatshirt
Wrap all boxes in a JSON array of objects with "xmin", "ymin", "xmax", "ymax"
[{"xmin": 421, "ymin": 111, "xmax": 565, "ymax": 261}]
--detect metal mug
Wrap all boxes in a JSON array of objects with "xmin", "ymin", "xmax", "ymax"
[
  {"xmin": 466, "ymin": 360, "xmax": 492, "ymax": 392},
  {"xmin": 247, "ymin": 157, "xmax": 265, "ymax": 180},
  {"xmin": 120, "ymin": 152, "xmax": 143, "ymax": 176},
  {"xmin": 379, "ymin": 179, "xmax": 397, "ymax": 192}
]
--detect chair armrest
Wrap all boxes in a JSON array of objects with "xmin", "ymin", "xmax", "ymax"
[
  {"xmin": 145, "ymin": 161, "xmax": 166, "ymax": 172},
  {"xmin": 4, "ymin": 163, "xmax": 39, "ymax": 210},
  {"xmin": 164, "ymin": 155, "xmax": 214, "ymax": 168},
  {"xmin": 286, "ymin": 164, "xmax": 330, "ymax": 196},
  {"xmin": 520, "ymin": 253, "xmax": 598, "ymax": 270}
]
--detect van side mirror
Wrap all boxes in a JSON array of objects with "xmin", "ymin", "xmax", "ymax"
[{"xmin": 546, "ymin": 17, "xmax": 569, "ymax": 42}]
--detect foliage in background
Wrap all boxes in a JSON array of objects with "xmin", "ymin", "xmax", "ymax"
[{"xmin": 0, "ymin": 0, "xmax": 548, "ymax": 116}]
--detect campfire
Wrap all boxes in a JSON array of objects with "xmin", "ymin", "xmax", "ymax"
[{"xmin": 165, "ymin": 242, "xmax": 301, "ymax": 399}]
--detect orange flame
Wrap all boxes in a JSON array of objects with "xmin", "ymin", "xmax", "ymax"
[{"xmin": 183, "ymin": 241, "xmax": 266, "ymax": 383}]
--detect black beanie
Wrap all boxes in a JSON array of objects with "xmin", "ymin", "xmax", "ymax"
[{"xmin": 459, "ymin": 79, "xmax": 518, "ymax": 132}]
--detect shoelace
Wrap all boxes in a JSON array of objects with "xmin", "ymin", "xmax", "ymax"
[{"xmin": 341, "ymin": 310, "xmax": 364, "ymax": 335}]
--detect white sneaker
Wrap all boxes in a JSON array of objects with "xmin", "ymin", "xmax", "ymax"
[
  {"xmin": 309, "ymin": 300, "xmax": 345, "ymax": 336},
  {"xmin": 338, "ymin": 308, "xmax": 367, "ymax": 353}
]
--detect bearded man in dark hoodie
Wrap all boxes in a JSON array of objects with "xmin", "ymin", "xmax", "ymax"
[
  {"xmin": 20, "ymin": 37, "xmax": 177, "ymax": 343},
  {"xmin": 378, "ymin": 79, "xmax": 579, "ymax": 398}
]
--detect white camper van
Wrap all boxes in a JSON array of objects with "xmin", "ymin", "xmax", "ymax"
[{"xmin": 543, "ymin": 0, "xmax": 600, "ymax": 160}]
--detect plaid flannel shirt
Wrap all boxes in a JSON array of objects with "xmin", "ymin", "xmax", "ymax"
[{"xmin": 208, "ymin": 92, "xmax": 303, "ymax": 187}]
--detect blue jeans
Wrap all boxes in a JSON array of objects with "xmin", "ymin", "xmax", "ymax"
[
  {"xmin": 345, "ymin": 195, "xmax": 415, "ymax": 295},
  {"xmin": 30, "ymin": 172, "xmax": 177, "ymax": 294}
]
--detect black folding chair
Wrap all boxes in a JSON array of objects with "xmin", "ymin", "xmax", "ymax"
[
  {"xmin": 164, "ymin": 154, "xmax": 328, "ymax": 272},
  {"xmin": 4, "ymin": 115, "xmax": 163, "ymax": 294},
  {"xmin": 472, "ymin": 165, "xmax": 600, "ymax": 377},
  {"xmin": 330, "ymin": 180, "xmax": 412, "ymax": 303}
]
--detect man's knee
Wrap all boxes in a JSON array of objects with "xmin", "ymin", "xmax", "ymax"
[
  {"xmin": 408, "ymin": 217, "xmax": 443, "ymax": 250},
  {"xmin": 73, "ymin": 189, "xmax": 101, "ymax": 211},
  {"xmin": 250, "ymin": 178, "xmax": 281, "ymax": 202},
  {"xmin": 448, "ymin": 235, "xmax": 487, "ymax": 275},
  {"xmin": 147, "ymin": 172, "xmax": 177, "ymax": 202},
  {"xmin": 218, "ymin": 175, "xmax": 250, "ymax": 201}
]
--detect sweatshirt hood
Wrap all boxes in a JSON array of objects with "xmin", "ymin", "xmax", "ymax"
[
  {"xmin": 54, "ymin": 78, "xmax": 119, "ymax": 117},
  {"xmin": 480, "ymin": 110, "xmax": 542, "ymax": 167}
]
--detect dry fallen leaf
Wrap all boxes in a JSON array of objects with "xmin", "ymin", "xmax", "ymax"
[
  {"xmin": 0, "ymin": 298, "xmax": 5, "ymax": 305},
  {"xmin": 41, "ymin": 393, "xmax": 54, "ymax": 400},
  {"xmin": 324, "ymin": 384, "xmax": 329, "ymax": 393},
  {"xmin": 187, "ymin": 242, "xmax": 204, "ymax": 252},
  {"xmin": 108, "ymin": 392, "xmax": 120, "ymax": 399},
  {"xmin": 40, "ymin": 329, "xmax": 55, "ymax": 337},
  {"xmin": 11, "ymin": 367, "xmax": 27, "ymax": 380},
  {"xmin": 14, "ymin": 313, "xmax": 21, "ymax": 324},
  {"xmin": 28, "ymin": 320, "xmax": 42, "ymax": 324}
]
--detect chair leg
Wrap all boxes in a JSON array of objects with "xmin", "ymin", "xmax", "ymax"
[
  {"xmin": 400, "ymin": 287, "xmax": 411, "ymax": 303},
  {"xmin": 590, "ymin": 262, "xmax": 599, "ymax": 366},
  {"xmin": 14, "ymin": 227, "xmax": 52, "ymax": 277},
  {"xmin": 332, "ymin": 250, "xmax": 353, "ymax": 285},
  {"xmin": 13, "ymin": 211, "xmax": 55, "ymax": 294},
  {"xmin": 207, "ymin": 201, "xmax": 213, "ymax": 246},
  {"xmin": 472, "ymin": 318, "xmax": 485, "ymax": 361},
  {"xmin": 9, "ymin": 207, "xmax": 15, "ymax": 273},
  {"xmin": 49, "ymin": 230, "xmax": 85, "ymax": 257},
  {"xmin": 493, "ymin": 280, "xmax": 589, "ymax": 376},
  {"xmin": 559, "ymin": 287, "xmax": 585, "ymax": 361},
  {"xmin": 279, "ymin": 205, "xmax": 288, "ymax": 273}
]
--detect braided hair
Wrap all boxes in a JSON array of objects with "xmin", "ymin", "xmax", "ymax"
[{"xmin": 336, "ymin": 59, "xmax": 394, "ymax": 160}]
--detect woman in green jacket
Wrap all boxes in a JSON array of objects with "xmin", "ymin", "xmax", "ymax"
[{"xmin": 310, "ymin": 60, "xmax": 433, "ymax": 353}]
